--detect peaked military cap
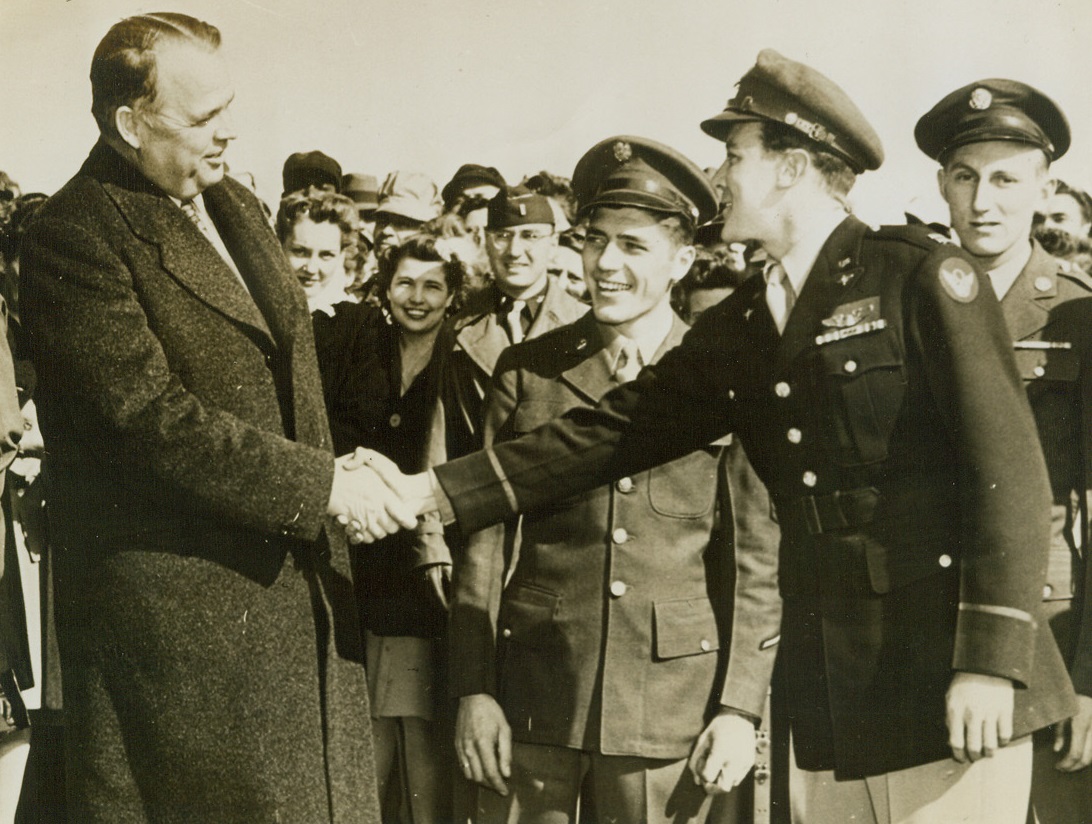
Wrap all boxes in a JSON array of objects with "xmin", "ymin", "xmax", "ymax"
[
  {"xmin": 572, "ymin": 136, "xmax": 718, "ymax": 226},
  {"xmin": 486, "ymin": 186, "xmax": 555, "ymax": 229},
  {"xmin": 914, "ymin": 79, "xmax": 1070, "ymax": 162},
  {"xmin": 700, "ymin": 49, "xmax": 884, "ymax": 173}
]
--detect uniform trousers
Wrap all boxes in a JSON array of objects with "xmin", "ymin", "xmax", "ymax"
[
  {"xmin": 474, "ymin": 741, "xmax": 715, "ymax": 824},
  {"xmin": 790, "ymin": 736, "xmax": 1032, "ymax": 824}
]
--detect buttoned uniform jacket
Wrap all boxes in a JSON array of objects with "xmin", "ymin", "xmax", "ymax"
[
  {"xmin": 999, "ymin": 241, "xmax": 1092, "ymax": 695},
  {"xmin": 19, "ymin": 142, "xmax": 378, "ymax": 823},
  {"xmin": 438, "ymin": 278, "xmax": 586, "ymax": 463},
  {"xmin": 448, "ymin": 311, "xmax": 781, "ymax": 758},
  {"xmin": 435, "ymin": 216, "xmax": 1078, "ymax": 780}
]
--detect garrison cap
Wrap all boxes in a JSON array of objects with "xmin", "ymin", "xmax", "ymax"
[
  {"xmin": 572, "ymin": 136, "xmax": 718, "ymax": 226},
  {"xmin": 282, "ymin": 150, "xmax": 342, "ymax": 195},
  {"xmin": 486, "ymin": 186, "xmax": 555, "ymax": 229},
  {"xmin": 914, "ymin": 79, "xmax": 1070, "ymax": 162},
  {"xmin": 442, "ymin": 164, "xmax": 507, "ymax": 207},
  {"xmin": 700, "ymin": 49, "xmax": 884, "ymax": 173}
]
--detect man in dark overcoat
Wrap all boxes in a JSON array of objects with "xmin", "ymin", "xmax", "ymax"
[
  {"xmin": 19, "ymin": 13, "xmax": 406, "ymax": 823},
  {"xmin": 364, "ymin": 49, "xmax": 1079, "ymax": 823},
  {"xmin": 917, "ymin": 78, "xmax": 1092, "ymax": 824}
]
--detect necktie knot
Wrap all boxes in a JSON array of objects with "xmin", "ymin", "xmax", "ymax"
[
  {"xmin": 613, "ymin": 338, "xmax": 643, "ymax": 383},
  {"xmin": 503, "ymin": 298, "xmax": 527, "ymax": 344}
]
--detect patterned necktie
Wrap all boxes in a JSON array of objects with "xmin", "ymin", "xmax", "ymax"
[
  {"xmin": 179, "ymin": 199, "xmax": 249, "ymax": 293},
  {"xmin": 180, "ymin": 199, "xmax": 211, "ymax": 238},
  {"xmin": 765, "ymin": 261, "xmax": 796, "ymax": 334},
  {"xmin": 613, "ymin": 338, "xmax": 643, "ymax": 383},
  {"xmin": 504, "ymin": 298, "xmax": 527, "ymax": 344}
]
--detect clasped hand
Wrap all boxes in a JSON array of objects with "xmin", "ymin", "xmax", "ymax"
[{"xmin": 326, "ymin": 448, "xmax": 432, "ymax": 543}]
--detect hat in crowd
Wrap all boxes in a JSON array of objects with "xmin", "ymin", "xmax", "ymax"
[
  {"xmin": 282, "ymin": 150, "xmax": 342, "ymax": 195},
  {"xmin": 375, "ymin": 171, "xmax": 442, "ymax": 223},
  {"xmin": 572, "ymin": 136, "xmax": 718, "ymax": 226},
  {"xmin": 442, "ymin": 164, "xmax": 507, "ymax": 207},
  {"xmin": 341, "ymin": 173, "xmax": 380, "ymax": 212},
  {"xmin": 700, "ymin": 48, "xmax": 884, "ymax": 174},
  {"xmin": 486, "ymin": 186, "xmax": 555, "ymax": 229},
  {"xmin": 914, "ymin": 79, "xmax": 1070, "ymax": 163}
]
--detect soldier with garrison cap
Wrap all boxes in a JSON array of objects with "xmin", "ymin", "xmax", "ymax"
[
  {"xmin": 437, "ymin": 187, "xmax": 585, "ymax": 464},
  {"xmin": 354, "ymin": 49, "xmax": 1077, "ymax": 824},
  {"xmin": 448, "ymin": 136, "xmax": 780, "ymax": 823},
  {"xmin": 917, "ymin": 78, "xmax": 1092, "ymax": 824}
]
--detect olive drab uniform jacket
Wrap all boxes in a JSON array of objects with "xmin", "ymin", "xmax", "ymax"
[
  {"xmin": 448, "ymin": 312, "xmax": 781, "ymax": 758},
  {"xmin": 1000, "ymin": 241, "xmax": 1092, "ymax": 696},
  {"xmin": 434, "ymin": 216, "xmax": 1078, "ymax": 780}
]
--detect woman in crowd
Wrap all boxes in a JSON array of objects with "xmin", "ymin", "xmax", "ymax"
[
  {"xmin": 316, "ymin": 232, "xmax": 467, "ymax": 823},
  {"xmin": 275, "ymin": 187, "xmax": 359, "ymax": 316}
]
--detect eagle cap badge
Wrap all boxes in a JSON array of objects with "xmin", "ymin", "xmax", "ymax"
[
  {"xmin": 969, "ymin": 88, "xmax": 992, "ymax": 110},
  {"xmin": 613, "ymin": 141, "xmax": 633, "ymax": 163}
]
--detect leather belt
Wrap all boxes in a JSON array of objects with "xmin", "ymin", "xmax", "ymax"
[{"xmin": 778, "ymin": 487, "xmax": 880, "ymax": 536}]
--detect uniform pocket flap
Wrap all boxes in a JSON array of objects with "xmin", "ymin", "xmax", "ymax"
[
  {"xmin": 817, "ymin": 327, "xmax": 903, "ymax": 377},
  {"xmin": 498, "ymin": 584, "xmax": 560, "ymax": 646},
  {"xmin": 653, "ymin": 597, "xmax": 721, "ymax": 660},
  {"xmin": 1013, "ymin": 348, "xmax": 1078, "ymax": 383}
]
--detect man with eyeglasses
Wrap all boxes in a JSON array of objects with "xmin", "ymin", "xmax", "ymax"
[{"xmin": 439, "ymin": 187, "xmax": 585, "ymax": 462}]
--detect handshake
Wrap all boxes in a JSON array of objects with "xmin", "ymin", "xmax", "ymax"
[{"xmin": 325, "ymin": 448, "xmax": 437, "ymax": 543}]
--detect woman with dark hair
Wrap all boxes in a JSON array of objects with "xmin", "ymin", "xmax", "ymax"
[{"xmin": 315, "ymin": 231, "xmax": 466, "ymax": 823}]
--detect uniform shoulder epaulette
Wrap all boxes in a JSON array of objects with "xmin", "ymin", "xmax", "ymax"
[
  {"xmin": 870, "ymin": 223, "xmax": 956, "ymax": 251},
  {"xmin": 1054, "ymin": 257, "xmax": 1092, "ymax": 292}
]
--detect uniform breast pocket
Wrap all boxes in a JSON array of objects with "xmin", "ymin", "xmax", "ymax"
[
  {"xmin": 497, "ymin": 583, "xmax": 561, "ymax": 650},
  {"xmin": 653, "ymin": 597, "xmax": 721, "ymax": 660},
  {"xmin": 648, "ymin": 450, "xmax": 718, "ymax": 519},
  {"xmin": 812, "ymin": 328, "xmax": 906, "ymax": 467},
  {"xmin": 1014, "ymin": 347, "xmax": 1079, "ymax": 386}
]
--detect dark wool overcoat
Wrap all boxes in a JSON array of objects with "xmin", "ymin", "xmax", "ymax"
[{"xmin": 19, "ymin": 141, "xmax": 379, "ymax": 823}]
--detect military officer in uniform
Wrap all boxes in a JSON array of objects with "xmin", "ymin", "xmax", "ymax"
[
  {"xmin": 438, "ymin": 187, "xmax": 585, "ymax": 462},
  {"xmin": 449, "ymin": 136, "xmax": 781, "ymax": 823},
  {"xmin": 357, "ymin": 49, "xmax": 1077, "ymax": 824},
  {"xmin": 917, "ymin": 79, "xmax": 1092, "ymax": 824}
]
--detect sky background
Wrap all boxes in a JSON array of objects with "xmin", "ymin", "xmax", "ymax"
[{"xmin": 2, "ymin": 0, "xmax": 1090, "ymax": 226}]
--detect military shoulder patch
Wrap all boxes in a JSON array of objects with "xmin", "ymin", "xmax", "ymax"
[{"xmin": 938, "ymin": 257, "xmax": 978, "ymax": 303}]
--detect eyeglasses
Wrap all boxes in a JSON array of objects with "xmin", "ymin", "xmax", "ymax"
[{"xmin": 486, "ymin": 229, "xmax": 553, "ymax": 250}]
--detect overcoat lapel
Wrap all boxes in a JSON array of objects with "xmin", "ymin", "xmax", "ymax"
[
  {"xmin": 204, "ymin": 181, "xmax": 301, "ymax": 351},
  {"xmin": 86, "ymin": 142, "xmax": 276, "ymax": 349}
]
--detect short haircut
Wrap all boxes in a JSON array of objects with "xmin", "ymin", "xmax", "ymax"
[
  {"xmin": 758, "ymin": 121, "xmax": 857, "ymax": 199},
  {"xmin": 1052, "ymin": 179, "xmax": 1092, "ymax": 228},
  {"xmin": 374, "ymin": 233, "xmax": 468, "ymax": 316},
  {"xmin": 90, "ymin": 13, "xmax": 221, "ymax": 140},
  {"xmin": 275, "ymin": 187, "xmax": 360, "ymax": 249},
  {"xmin": 670, "ymin": 246, "xmax": 747, "ymax": 317}
]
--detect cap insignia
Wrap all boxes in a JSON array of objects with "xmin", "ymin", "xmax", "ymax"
[
  {"xmin": 518, "ymin": 203, "xmax": 527, "ymax": 216},
  {"xmin": 969, "ymin": 88, "xmax": 992, "ymax": 110},
  {"xmin": 613, "ymin": 141, "xmax": 633, "ymax": 163},
  {"xmin": 784, "ymin": 112, "xmax": 799, "ymax": 126}
]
